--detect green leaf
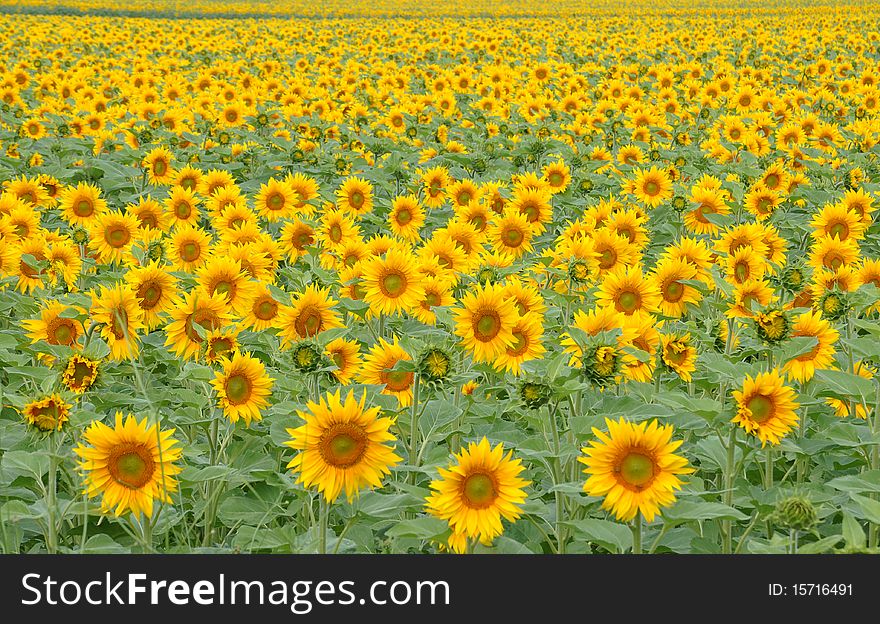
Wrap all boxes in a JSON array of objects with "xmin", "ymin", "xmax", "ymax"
[
  {"xmin": 851, "ymin": 493, "xmax": 880, "ymax": 524},
  {"xmin": 385, "ymin": 517, "xmax": 448, "ymax": 540},
  {"xmin": 812, "ymin": 369, "xmax": 874, "ymax": 401},
  {"xmin": 842, "ymin": 513, "xmax": 866, "ymax": 550},
  {"xmin": 79, "ymin": 534, "xmax": 128, "ymax": 554},
  {"xmin": 563, "ymin": 518, "xmax": 631, "ymax": 553},
  {"xmin": 827, "ymin": 471, "xmax": 880, "ymax": 494},
  {"xmin": 798, "ymin": 535, "xmax": 842, "ymax": 554},
  {"xmin": 663, "ymin": 500, "xmax": 748, "ymax": 523}
]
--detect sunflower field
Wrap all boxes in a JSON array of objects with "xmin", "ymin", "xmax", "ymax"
[{"xmin": 1, "ymin": 0, "xmax": 880, "ymax": 557}]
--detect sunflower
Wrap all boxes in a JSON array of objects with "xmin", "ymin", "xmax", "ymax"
[
  {"xmin": 74, "ymin": 412, "xmax": 182, "ymax": 517},
  {"xmin": 596, "ymin": 266, "xmax": 661, "ymax": 318},
  {"xmin": 358, "ymin": 337, "xmax": 415, "ymax": 407},
  {"xmin": 724, "ymin": 245, "xmax": 767, "ymax": 285},
  {"xmin": 809, "ymin": 235, "xmax": 860, "ymax": 272},
  {"xmin": 590, "ymin": 228, "xmax": 639, "ymax": 275},
  {"xmin": 783, "ymin": 310, "xmax": 839, "ymax": 382},
  {"xmin": 684, "ymin": 186, "xmax": 729, "ymax": 235},
  {"xmin": 580, "ymin": 418, "xmax": 693, "ymax": 522},
  {"xmin": 388, "ymin": 195, "xmax": 425, "ymax": 241},
  {"xmin": 811, "ymin": 203, "xmax": 865, "ymax": 241},
  {"xmin": 841, "ymin": 188, "xmax": 875, "ymax": 225},
  {"xmin": 727, "ymin": 278, "xmax": 775, "ymax": 318},
  {"xmin": 164, "ymin": 186, "xmax": 200, "ymax": 227},
  {"xmin": 197, "ymin": 169, "xmax": 235, "ymax": 199},
  {"xmin": 168, "ymin": 224, "xmax": 212, "ymax": 272},
  {"xmin": 143, "ymin": 146, "xmax": 176, "ymax": 185},
  {"xmin": 542, "ymin": 159, "xmax": 571, "ymax": 194},
  {"xmin": 732, "ymin": 370, "xmax": 800, "ymax": 446},
  {"xmin": 361, "ymin": 247, "xmax": 424, "ymax": 316},
  {"xmin": 447, "ymin": 179, "xmax": 482, "ymax": 209},
  {"xmin": 421, "ymin": 166, "xmax": 449, "ymax": 208},
  {"xmin": 12, "ymin": 236, "xmax": 48, "ymax": 293},
  {"xmin": 61, "ymin": 354, "xmax": 100, "ymax": 394},
  {"xmin": 336, "ymin": 176, "xmax": 373, "ymax": 216},
  {"xmin": 631, "ymin": 166, "xmax": 673, "ymax": 208},
  {"xmin": 488, "ymin": 209, "xmax": 534, "ymax": 259},
  {"xmin": 650, "ymin": 257, "xmax": 701, "ymax": 317},
  {"xmin": 744, "ymin": 185, "xmax": 782, "ymax": 220},
  {"xmin": 413, "ymin": 276, "xmax": 455, "ymax": 325},
  {"xmin": 210, "ymin": 352, "xmax": 273, "ymax": 425},
  {"xmin": 452, "ymin": 281, "xmax": 519, "ymax": 363},
  {"xmin": 493, "ymin": 313, "xmax": 546, "ymax": 375},
  {"xmin": 22, "ymin": 394, "xmax": 72, "ymax": 432},
  {"xmin": 256, "ymin": 177, "xmax": 296, "ymax": 221},
  {"xmin": 90, "ymin": 283, "xmax": 145, "ymax": 361},
  {"xmin": 241, "ymin": 283, "xmax": 283, "ymax": 331},
  {"xmin": 425, "ymin": 437, "xmax": 529, "ymax": 553},
  {"xmin": 164, "ymin": 290, "xmax": 234, "ymax": 361},
  {"xmin": 278, "ymin": 285, "xmax": 343, "ymax": 346},
  {"xmin": 59, "ymin": 182, "xmax": 106, "ymax": 227},
  {"xmin": 317, "ymin": 209, "xmax": 359, "ymax": 250},
  {"xmin": 87, "ymin": 210, "xmax": 139, "ymax": 264},
  {"xmin": 284, "ymin": 390, "xmax": 401, "ymax": 502},
  {"xmin": 325, "ymin": 337, "xmax": 362, "ymax": 385},
  {"xmin": 127, "ymin": 197, "xmax": 169, "ymax": 231},
  {"xmin": 280, "ymin": 219, "xmax": 316, "ymax": 259},
  {"xmin": 195, "ymin": 256, "xmax": 256, "ymax": 315},
  {"xmin": 22, "ymin": 301, "xmax": 83, "ymax": 348},
  {"xmin": 660, "ymin": 332, "xmax": 697, "ymax": 382},
  {"xmin": 561, "ymin": 306, "xmax": 638, "ymax": 368},
  {"xmin": 509, "ymin": 186, "xmax": 553, "ymax": 234}
]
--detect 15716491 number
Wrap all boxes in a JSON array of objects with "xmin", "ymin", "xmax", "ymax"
[{"xmin": 768, "ymin": 584, "xmax": 854, "ymax": 597}]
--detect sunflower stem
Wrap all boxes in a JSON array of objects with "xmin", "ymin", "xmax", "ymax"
[
  {"xmin": 722, "ymin": 425, "xmax": 737, "ymax": 554},
  {"xmin": 870, "ymin": 380, "xmax": 880, "ymax": 548},
  {"xmin": 46, "ymin": 438, "xmax": 59, "ymax": 554},
  {"xmin": 318, "ymin": 498, "xmax": 329, "ymax": 554},
  {"xmin": 631, "ymin": 516, "xmax": 642, "ymax": 555},
  {"xmin": 764, "ymin": 446, "xmax": 773, "ymax": 490},
  {"xmin": 550, "ymin": 405, "xmax": 566, "ymax": 554},
  {"xmin": 409, "ymin": 373, "xmax": 421, "ymax": 484}
]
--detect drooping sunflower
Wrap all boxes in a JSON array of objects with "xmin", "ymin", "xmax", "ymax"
[
  {"xmin": 195, "ymin": 256, "xmax": 256, "ymax": 315},
  {"xmin": 596, "ymin": 266, "xmax": 662, "ymax": 318},
  {"xmin": 90, "ymin": 283, "xmax": 145, "ymax": 361},
  {"xmin": 59, "ymin": 182, "xmax": 106, "ymax": 227},
  {"xmin": 210, "ymin": 352, "xmax": 274, "ymax": 426},
  {"xmin": 164, "ymin": 290, "xmax": 235, "ymax": 361},
  {"xmin": 284, "ymin": 390, "xmax": 401, "ymax": 502},
  {"xmin": 87, "ymin": 210, "xmax": 139, "ymax": 264},
  {"xmin": 361, "ymin": 247, "xmax": 425, "ymax": 316},
  {"xmin": 277, "ymin": 285, "xmax": 343, "ymax": 346},
  {"xmin": 452, "ymin": 281, "xmax": 519, "ymax": 363},
  {"xmin": 358, "ymin": 337, "xmax": 415, "ymax": 407},
  {"xmin": 61, "ymin": 354, "xmax": 100, "ymax": 394},
  {"xmin": 631, "ymin": 166, "xmax": 673, "ymax": 208},
  {"xmin": 727, "ymin": 278, "xmax": 775, "ymax": 318},
  {"xmin": 74, "ymin": 412, "xmax": 182, "ymax": 517},
  {"xmin": 580, "ymin": 418, "xmax": 693, "ymax": 522},
  {"xmin": 425, "ymin": 438, "xmax": 529, "ymax": 553},
  {"xmin": 22, "ymin": 301, "xmax": 83, "ymax": 348},
  {"xmin": 732, "ymin": 369, "xmax": 800, "ymax": 446},
  {"xmin": 783, "ymin": 310, "xmax": 839, "ymax": 382},
  {"xmin": 336, "ymin": 176, "xmax": 373, "ymax": 216},
  {"xmin": 22, "ymin": 394, "xmax": 72, "ymax": 432}
]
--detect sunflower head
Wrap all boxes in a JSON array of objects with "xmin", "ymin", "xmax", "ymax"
[
  {"xmin": 582, "ymin": 344, "xmax": 621, "ymax": 387},
  {"xmin": 771, "ymin": 495, "xmax": 817, "ymax": 532},
  {"xmin": 417, "ymin": 345, "xmax": 454, "ymax": 386},
  {"xmin": 568, "ymin": 257, "xmax": 594, "ymax": 283},
  {"xmin": 754, "ymin": 308, "xmax": 791, "ymax": 344},
  {"xmin": 291, "ymin": 342, "xmax": 325, "ymax": 373},
  {"xmin": 779, "ymin": 263, "xmax": 809, "ymax": 293},
  {"xmin": 62, "ymin": 354, "xmax": 100, "ymax": 394},
  {"xmin": 22, "ymin": 394, "xmax": 72, "ymax": 432},
  {"xmin": 518, "ymin": 377, "xmax": 551, "ymax": 410},
  {"xmin": 816, "ymin": 290, "xmax": 849, "ymax": 321}
]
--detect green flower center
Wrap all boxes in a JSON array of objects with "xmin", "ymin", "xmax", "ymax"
[
  {"xmin": 463, "ymin": 472, "xmax": 497, "ymax": 508},
  {"xmin": 619, "ymin": 452, "xmax": 655, "ymax": 488}
]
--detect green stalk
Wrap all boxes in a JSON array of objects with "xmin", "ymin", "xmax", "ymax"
[
  {"xmin": 46, "ymin": 446, "xmax": 59, "ymax": 554},
  {"xmin": 722, "ymin": 426, "xmax": 737, "ymax": 554},
  {"xmin": 870, "ymin": 381, "xmax": 880, "ymax": 548},
  {"xmin": 409, "ymin": 373, "xmax": 421, "ymax": 481},
  {"xmin": 631, "ymin": 516, "xmax": 642, "ymax": 555},
  {"xmin": 550, "ymin": 403, "xmax": 566, "ymax": 554},
  {"xmin": 318, "ymin": 498, "xmax": 329, "ymax": 554}
]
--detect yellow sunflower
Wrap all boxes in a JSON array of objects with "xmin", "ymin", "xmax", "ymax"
[
  {"xmin": 164, "ymin": 290, "xmax": 235, "ymax": 361},
  {"xmin": 284, "ymin": 390, "xmax": 401, "ymax": 502},
  {"xmin": 336, "ymin": 176, "xmax": 373, "ymax": 216},
  {"xmin": 732, "ymin": 369, "xmax": 800, "ymax": 446},
  {"xmin": 580, "ymin": 418, "xmax": 693, "ymax": 522},
  {"xmin": 488, "ymin": 209, "xmax": 534, "ymax": 259},
  {"xmin": 631, "ymin": 166, "xmax": 673, "ymax": 208},
  {"xmin": 143, "ymin": 146, "xmax": 176, "ymax": 186},
  {"xmin": 324, "ymin": 337, "xmax": 362, "ymax": 385},
  {"xmin": 256, "ymin": 177, "xmax": 297, "ymax": 221},
  {"xmin": 61, "ymin": 354, "xmax": 100, "ymax": 394},
  {"xmin": 388, "ymin": 194, "xmax": 425, "ymax": 241},
  {"xmin": 22, "ymin": 394, "xmax": 72, "ymax": 432},
  {"xmin": 361, "ymin": 247, "xmax": 425, "ymax": 316},
  {"xmin": 22, "ymin": 301, "xmax": 83, "ymax": 348},
  {"xmin": 90, "ymin": 283, "xmax": 145, "ymax": 361},
  {"xmin": 277, "ymin": 285, "xmax": 343, "ymax": 346},
  {"xmin": 168, "ymin": 224, "xmax": 212, "ymax": 272},
  {"xmin": 241, "ymin": 283, "xmax": 283, "ymax": 331},
  {"xmin": 596, "ymin": 266, "xmax": 662, "ymax": 318},
  {"xmin": 651, "ymin": 257, "xmax": 701, "ymax": 318},
  {"xmin": 124, "ymin": 261, "xmax": 178, "ymax": 330},
  {"xmin": 87, "ymin": 210, "xmax": 139, "ymax": 264},
  {"xmin": 782, "ymin": 310, "xmax": 839, "ymax": 382},
  {"xmin": 493, "ymin": 313, "xmax": 546, "ymax": 375},
  {"xmin": 452, "ymin": 281, "xmax": 519, "ymax": 363},
  {"xmin": 425, "ymin": 437, "xmax": 529, "ymax": 553},
  {"xmin": 210, "ymin": 352, "xmax": 274, "ymax": 426},
  {"xmin": 74, "ymin": 412, "xmax": 182, "ymax": 517},
  {"xmin": 358, "ymin": 337, "xmax": 415, "ymax": 407},
  {"xmin": 195, "ymin": 256, "xmax": 256, "ymax": 315},
  {"xmin": 59, "ymin": 182, "xmax": 106, "ymax": 227},
  {"xmin": 660, "ymin": 332, "xmax": 697, "ymax": 382}
]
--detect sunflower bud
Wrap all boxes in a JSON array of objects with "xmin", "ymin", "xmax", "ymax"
[
  {"xmin": 816, "ymin": 290, "xmax": 849, "ymax": 321},
  {"xmin": 418, "ymin": 346, "xmax": 454, "ymax": 385},
  {"xmin": 772, "ymin": 495, "xmax": 817, "ymax": 532},
  {"xmin": 583, "ymin": 344, "xmax": 620, "ymax": 387},
  {"xmin": 754, "ymin": 308, "xmax": 791, "ymax": 344},
  {"xmin": 291, "ymin": 342, "xmax": 324, "ymax": 373},
  {"xmin": 518, "ymin": 378, "xmax": 551, "ymax": 409}
]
